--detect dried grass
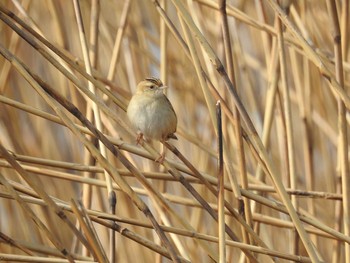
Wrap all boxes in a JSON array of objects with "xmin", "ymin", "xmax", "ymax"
[{"xmin": 0, "ymin": 0, "xmax": 349, "ymax": 262}]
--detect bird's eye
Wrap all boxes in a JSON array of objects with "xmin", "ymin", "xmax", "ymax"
[{"xmin": 149, "ymin": 85, "xmax": 155, "ymax": 90}]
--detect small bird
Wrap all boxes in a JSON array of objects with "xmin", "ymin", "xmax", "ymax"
[{"xmin": 127, "ymin": 77, "xmax": 177, "ymax": 162}]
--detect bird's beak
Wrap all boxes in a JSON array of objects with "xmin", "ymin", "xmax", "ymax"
[{"xmin": 159, "ymin": 85, "xmax": 168, "ymax": 90}]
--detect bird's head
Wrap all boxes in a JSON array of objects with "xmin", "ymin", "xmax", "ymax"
[{"xmin": 136, "ymin": 77, "xmax": 167, "ymax": 97}]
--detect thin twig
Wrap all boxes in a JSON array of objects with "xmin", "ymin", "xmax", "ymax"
[{"xmin": 326, "ymin": 1, "xmax": 350, "ymax": 263}]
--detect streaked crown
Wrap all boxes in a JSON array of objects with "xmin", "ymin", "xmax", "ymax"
[
  {"xmin": 136, "ymin": 77, "xmax": 164, "ymax": 94},
  {"xmin": 145, "ymin": 77, "xmax": 163, "ymax": 87}
]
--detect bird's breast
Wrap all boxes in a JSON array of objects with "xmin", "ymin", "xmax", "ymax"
[{"xmin": 127, "ymin": 94, "xmax": 176, "ymax": 140}]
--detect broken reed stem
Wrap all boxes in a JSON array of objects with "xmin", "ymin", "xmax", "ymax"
[{"xmin": 216, "ymin": 101, "xmax": 226, "ymax": 263}]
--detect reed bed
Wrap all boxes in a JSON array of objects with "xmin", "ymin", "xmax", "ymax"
[{"xmin": 0, "ymin": 0, "xmax": 349, "ymax": 262}]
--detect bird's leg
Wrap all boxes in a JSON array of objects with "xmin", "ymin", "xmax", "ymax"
[
  {"xmin": 155, "ymin": 151, "xmax": 166, "ymax": 163},
  {"xmin": 136, "ymin": 132, "xmax": 144, "ymax": 145},
  {"xmin": 155, "ymin": 139, "xmax": 166, "ymax": 163}
]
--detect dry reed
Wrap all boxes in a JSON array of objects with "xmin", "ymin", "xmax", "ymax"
[{"xmin": 0, "ymin": 1, "xmax": 349, "ymax": 262}]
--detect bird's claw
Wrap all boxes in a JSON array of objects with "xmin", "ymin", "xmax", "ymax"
[
  {"xmin": 155, "ymin": 152, "xmax": 165, "ymax": 164},
  {"xmin": 136, "ymin": 133, "xmax": 144, "ymax": 145}
]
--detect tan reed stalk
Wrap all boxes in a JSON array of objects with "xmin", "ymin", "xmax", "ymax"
[
  {"xmin": 0, "ymin": 157, "xmax": 76, "ymax": 262},
  {"xmin": 72, "ymin": 2, "xmax": 116, "ymax": 261},
  {"xmin": 241, "ymin": 189, "xmax": 350, "ymax": 243},
  {"xmin": 162, "ymin": 142, "xmax": 273, "ymax": 252},
  {"xmin": 172, "ymin": 0, "xmax": 320, "ymax": 261},
  {"xmin": 336, "ymin": 1, "xmax": 350, "ymax": 262},
  {"xmin": 156, "ymin": 0, "xmax": 244, "ymax": 199},
  {"xmin": 0, "ymin": 45, "xmax": 182, "ymax": 262},
  {"xmin": 41, "ymin": 79, "xmax": 181, "ymax": 261},
  {"xmin": 0, "ymin": 0, "xmax": 27, "ymax": 94},
  {"xmin": 251, "ymin": 29, "xmax": 280, "ymax": 237},
  {"xmin": 267, "ymin": 0, "xmax": 350, "ymax": 109},
  {"xmin": 0, "ymin": 179, "xmax": 341, "ymax": 262},
  {"xmin": 0, "ymin": 253, "xmax": 94, "ymax": 263},
  {"xmin": 0, "ymin": 231, "xmax": 34, "ymax": 256},
  {"xmin": 107, "ymin": 0, "xmax": 131, "ymax": 81},
  {"xmin": 216, "ymin": 101, "xmax": 226, "ymax": 263},
  {"xmin": 97, "ymin": 219, "xmax": 311, "ymax": 262},
  {"xmin": 0, "ymin": 4, "xmax": 217, "ymax": 187},
  {"xmin": 80, "ymin": 0, "xmax": 100, "ymax": 228},
  {"xmin": 218, "ymin": 0, "xmax": 252, "ymax": 253},
  {"xmin": 95, "ymin": 216, "xmax": 313, "ymax": 263},
  {"xmin": 70, "ymin": 201, "xmax": 103, "ymax": 262},
  {"xmin": 159, "ymin": 142, "xmax": 258, "ymax": 261},
  {"xmin": 177, "ymin": 12, "xmax": 258, "ymax": 262},
  {"xmin": 3, "ymin": 147, "xmax": 339, "ymax": 202},
  {"xmin": 0, "ymin": 183, "xmax": 342, "ymax": 242},
  {"xmin": 70, "ymin": 200, "xmax": 109, "ymax": 262},
  {"xmin": 33, "ymin": 61, "xmax": 222, "ymax": 260},
  {"xmin": 0, "ymin": 182, "xmax": 339, "ymax": 243},
  {"xmin": 1, "ymin": 1, "xmax": 349, "ymax": 261},
  {"xmin": 0, "ymin": 187, "xmax": 314, "ymax": 262},
  {"xmin": 289, "ymin": 41, "xmax": 316, "ymax": 241},
  {"xmin": 276, "ymin": 2, "xmax": 300, "ymax": 256},
  {"xmin": 0, "ymin": 232, "xmax": 92, "ymax": 260},
  {"xmin": 0, "ymin": 6, "xmax": 127, "ymax": 110},
  {"xmin": 326, "ymin": 2, "xmax": 350, "ymax": 263},
  {"xmin": 2, "ymin": 157, "xmax": 343, "ymax": 209},
  {"xmin": 1, "ymin": 186, "xmax": 189, "ymax": 262},
  {"xmin": 157, "ymin": 1, "xmax": 190, "ymax": 261},
  {"xmin": 175, "ymin": 1, "xmax": 243, "ymax": 201}
]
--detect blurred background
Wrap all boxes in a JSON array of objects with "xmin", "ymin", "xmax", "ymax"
[{"xmin": 0, "ymin": 0, "xmax": 349, "ymax": 262}]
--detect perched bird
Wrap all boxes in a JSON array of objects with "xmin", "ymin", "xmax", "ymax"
[{"xmin": 127, "ymin": 77, "xmax": 177, "ymax": 162}]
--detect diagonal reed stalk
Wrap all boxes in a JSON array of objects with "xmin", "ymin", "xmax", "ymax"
[{"xmin": 0, "ymin": 1, "xmax": 349, "ymax": 262}]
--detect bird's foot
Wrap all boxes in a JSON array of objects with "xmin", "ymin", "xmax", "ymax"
[
  {"xmin": 136, "ymin": 133, "xmax": 144, "ymax": 145},
  {"xmin": 155, "ymin": 152, "xmax": 166, "ymax": 164}
]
